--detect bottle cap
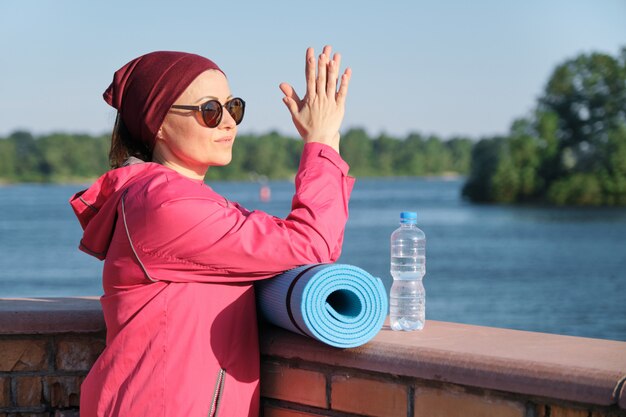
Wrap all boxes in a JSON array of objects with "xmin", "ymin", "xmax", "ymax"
[{"xmin": 400, "ymin": 211, "xmax": 417, "ymax": 223}]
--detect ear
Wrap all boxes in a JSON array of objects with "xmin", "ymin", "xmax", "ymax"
[{"xmin": 156, "ymin": 127, "xmax": 166, "ymax": 142}]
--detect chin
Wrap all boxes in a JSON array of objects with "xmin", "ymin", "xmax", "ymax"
[{"xmin": 210, "ymin": 154, "xmax": 232, "ymax": 167}]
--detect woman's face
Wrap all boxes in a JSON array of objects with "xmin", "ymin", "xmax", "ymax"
[{"xmin": 154, "ymin": 69, "xmax": 237, "ymax": 178}]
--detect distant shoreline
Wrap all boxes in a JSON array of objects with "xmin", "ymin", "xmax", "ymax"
[
  {"xmin": 0, "ymin": 173, "xmax": 467, "ymax": 186},
  {"xmin": 0, "ymin": 178, "xmax": 98, "ymax": 187}
]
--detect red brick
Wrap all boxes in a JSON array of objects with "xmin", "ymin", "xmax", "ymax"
[
  {"xmin": 0, "ymin": 338, "xmax": 48, "ymax": 371},
  {"xmin": 547, "ymin": 405, "xmax": 592, "ymax": 417},
  {"xmin": 15, "ymin": 376, "xmax": 43, "ymax": 407},
  {"xmin": 8, "ymin": 414, "xmax": 49, "ymax": 417},
  {"xmin": 331, "ymin": 375, "xmax": 407, "ymax": 417},
  {"xmin": 54, "ymin": 410, "xmax": 81, "ymax": 417},
  {"xmin": 261, "ymin": 361, "xmax": 327, "ymax": 407},
  {"xmin": 535, "ymin": 404, "xmax": 609, "ymax": 417},
  {"xmin": 414, "ymin": 386, "xmax": 524, "ymax": 417},
  {"xmin": 0, "ymin": 376, "xmax": 10, "ymax": 407},
  {"xmin": 263, "ymin": 405, "xmax": 328, "ymax": 417},
  {"xmin": 55, "ymin": 335, "xmax": 104, "ymax": 371},
  {"xmin": 46, "ymin": 375, "xmax": 84, "ymax": 407},
  {"xmin": 535, "ymin": 404, "xmax": 616, "ymax": 417}
]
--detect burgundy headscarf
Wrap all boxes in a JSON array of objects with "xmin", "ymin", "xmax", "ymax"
[{"xmin": 103, "ymin": 51, "xmax": 223, "ymax": 148}]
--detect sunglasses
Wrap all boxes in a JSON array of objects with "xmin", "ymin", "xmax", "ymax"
[{"xmin": 171, "ymin": 97, "xmax": 245, "ymax": 128}]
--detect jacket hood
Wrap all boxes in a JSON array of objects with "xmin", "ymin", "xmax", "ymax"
[{"xmin": 70, "ymin": 162, "xmax": 163, "ymax": 260}]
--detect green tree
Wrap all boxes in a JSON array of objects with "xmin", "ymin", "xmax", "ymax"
[
  {"xmin": 237, "ymin": 131, "xmax": 299, "ymax": 180},
  {"xmin": 464, "ymin": 47, "xmax": 626, "ymax": 206},
  {"xmin": 462, "ymin": 137, "xmax": 508, "ymax": 202},
  {"xmin": 547, "ymin": 173, "xmax": 604, "ymax": 206},
  {"xmin": 0, "ymin": 137, "xmax": 17, "ymax": 180},
  {"xmin": 598, "ymin": 124, "xmax": 626, "ymax": 205},
  {"xmin": 540, "ymin": 47, "xmax": 626, "ymax": 174},
  {"xmin": 8, "ymin": 131, "xmax": 44, "ymax": 181},
  {"xmin": 339, "ymin": 128, "xmax": 374, "ymax": 176},
  {"xmin": 38, "ymin": 133, "xmax": 110, "ymax": 181},
  {"xmin": 422, "ymin": 135, "xmax": 451, "ymax": 175},
  {"xmin": 446, "ymin": 137, "xmax": 473, "ymax": 175},
  {"xmin": 395, "ymin": 133, "xmax": 427, "ymax": 176},
  {"xmin": 371, "ymin": 133, "xmax": 398, "ymax": 176}
]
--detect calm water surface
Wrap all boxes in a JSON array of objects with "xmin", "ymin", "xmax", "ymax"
[{"xmin": 1, "ymin": 178, "xmax": 625, "ymax": 341}]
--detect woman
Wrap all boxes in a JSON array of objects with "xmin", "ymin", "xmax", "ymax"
[{"xmin": 70, "ymin": 46, "xmax": 352, "ymax": 416}]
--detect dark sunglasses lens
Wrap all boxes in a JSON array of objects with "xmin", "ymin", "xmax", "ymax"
[
  {"xmin": 226, "ymin": 98, "xmax": 245, "ymax": 125},
  {"xmin": 201, "ymin": 101, "xmax": 222, "ymax": 128}
]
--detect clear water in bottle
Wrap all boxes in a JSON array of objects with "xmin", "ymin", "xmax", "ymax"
[{"xmin": 390, "ymin": 211, "xmax": 426, "ymax": 331}]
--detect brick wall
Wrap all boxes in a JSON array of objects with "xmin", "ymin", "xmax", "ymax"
[
  {"xmin": 259, "ymin": 355, "xmax": 624, "ymax": 417},
  {"xmin": 1, "ymin": 298, "xmax": 625, "ymax": 417},
  {"xmin": 0, "ymin": 333, "xmax": 104, "ymax": 417}
]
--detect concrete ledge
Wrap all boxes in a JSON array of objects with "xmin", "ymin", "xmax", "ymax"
[
  {"xmin": 260, "ymin": 320, "xmax": 626, "ymax": 409},
  {"xmin": 1, "ymin": 297, "xmax": 625, "ymax": 414},
  {"xmin": 0, "ymin": 297, "xmax": 105, "ymax": 334}
]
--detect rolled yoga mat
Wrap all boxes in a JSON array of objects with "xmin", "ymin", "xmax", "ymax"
[{"xmin": 255, "ymin": 264, "xmax": 388, "ymax": 348}]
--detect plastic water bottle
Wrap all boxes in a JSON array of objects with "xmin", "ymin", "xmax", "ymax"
[{"xmin": 390, "ymin": 211, "xmax": 426, "ymax": 331}]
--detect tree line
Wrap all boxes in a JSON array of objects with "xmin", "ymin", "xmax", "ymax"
[
  {"xmin": 463, "ymin": 47, "xmax": 626, "ymax": 206},
  {"xmin": 0, "ymin": 129, "xmax": 473, "ymax": 183}
]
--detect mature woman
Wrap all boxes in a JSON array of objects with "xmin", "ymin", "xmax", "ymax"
[{"xmin": 70, "ymin": 46, "xmax": 353, "ymax": 416}]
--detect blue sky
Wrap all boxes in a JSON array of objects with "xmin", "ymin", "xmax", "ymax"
[{"xmin": 0, "ymin": 0, "xmax": 624, "ymax": 139}]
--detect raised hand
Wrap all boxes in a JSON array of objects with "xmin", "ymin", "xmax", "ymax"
[{"xmin": 279, "ymin": 45, "xmax": 352, "ymax": 153}]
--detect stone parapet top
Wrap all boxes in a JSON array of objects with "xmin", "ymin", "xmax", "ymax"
[
  {"xmin": 0, "ymin": 297, "xmax": 105, "ymax": 334},
  {"xmin": 260, "ymin": 321, "xmax": 626, "ymax": 409},
  {"xmin": 1, "ymin": 297, "xmax": 625, "ymax": 410}
]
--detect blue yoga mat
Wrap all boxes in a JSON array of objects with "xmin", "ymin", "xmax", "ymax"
[{"xmin": 255, "ymin": 264, "xmax": 388, "ymax": 348}]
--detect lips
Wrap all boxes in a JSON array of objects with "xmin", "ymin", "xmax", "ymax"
[{"xmin": 215, "ymin": 137, "xmax": 233, "ymax": 143}]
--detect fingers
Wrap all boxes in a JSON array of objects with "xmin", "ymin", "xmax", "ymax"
[
  {"xmin": 327, "ymin": 52, "xmax": 341, "ymax": 98},
  {"xmin": 322, "ymin": 45, "xmax": 332, "ymax": 65},
  {"xmin": 279, "ymin": 82, "xmax": 300, "ymax": 114},
  {"xmin": 336, "ymin": 67, "xmax": 352, "ymax": 106},
  {"xmin": 279, "ymin": 82, "xmax": 300, "ymax": 101},
  {"xmin": 290, "ymin": 45, "xmax": 351, "ymax": 107},
  {"xmin": 283, "ymin": 45, "xmax": 350, "ymax": 147},
  {"xmin": 305, "ymin": 47, "xmax": 316, "ymax": 100},
  {"xmin": 316, "ymin": 50, "xmax": 328, "ymax": 96}
]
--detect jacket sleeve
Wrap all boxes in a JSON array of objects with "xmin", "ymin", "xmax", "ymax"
[{"xmin": 124, "ymin": 143, "xmax": 355, "ymax": 283}]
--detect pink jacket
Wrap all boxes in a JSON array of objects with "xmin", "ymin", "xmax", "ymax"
[{"xmin": 70, "ymin": 143, "xmax": 354, "ymax": 416}]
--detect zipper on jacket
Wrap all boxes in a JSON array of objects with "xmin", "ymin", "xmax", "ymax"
[{"xmin": 208, "ymin": 368, "xmax": 226, "ymax": 417}]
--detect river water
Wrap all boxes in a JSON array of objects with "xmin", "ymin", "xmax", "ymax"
[{"xmin": 1, "ymin": 178, "xmax": 625, "ymax": 341}]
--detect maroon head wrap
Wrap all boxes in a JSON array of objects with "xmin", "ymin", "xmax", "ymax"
[{"xmin": 103, "ymin": 51, "xmax": 223, "ymax": 147}]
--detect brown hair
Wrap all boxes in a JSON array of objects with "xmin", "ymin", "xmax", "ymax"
[{"xmin": 108, "ymin": 113, "xmax": 153, "ymax": 169}]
